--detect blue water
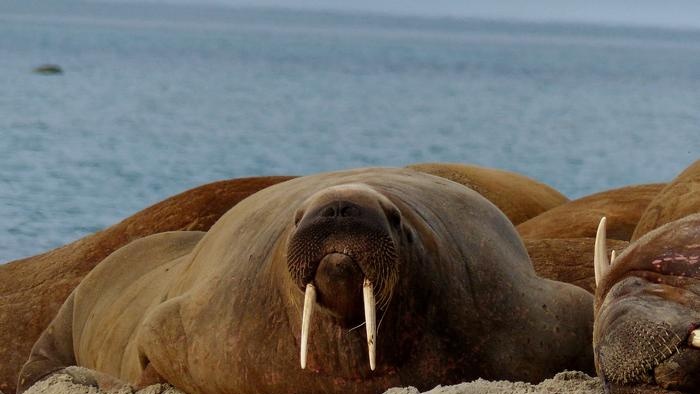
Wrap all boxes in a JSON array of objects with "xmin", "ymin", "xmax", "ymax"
[{"xmin": 1, "ymin": 1, "xmax": 699, "ymax": 262}]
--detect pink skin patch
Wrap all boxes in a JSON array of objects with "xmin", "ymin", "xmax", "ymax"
[{"xmin": 649, "ymin": 252, "xmax": 700, "ymax": 277}]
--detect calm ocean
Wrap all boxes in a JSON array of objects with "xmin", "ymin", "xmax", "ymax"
[{"xmin": 1, "ymin": 1, "xmax": 699, "ymax": 262}]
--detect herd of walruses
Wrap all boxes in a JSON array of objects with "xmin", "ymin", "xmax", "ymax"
[{"xmin": 1, "ymin": 159, "xmax": 699, "ymax": 394}]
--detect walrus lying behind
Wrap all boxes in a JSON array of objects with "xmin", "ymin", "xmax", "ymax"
[
  {"xmin": 594, "ymin": 214, "xmax": 700, "ymax": 393},
  {"xmin": 0, "ymin": 176, "xmax": 295, "ymax": 394},
  {"xmin": 407, "ymin": 162, "xmax": 569, "ymax": 225},
  {"xmin": 631, "ymin": 159, "xmax": 700, "ymax": 241},
  {"xmin": 19, "ymin": 168, "xmax": 594, "ymax": 394},
  {"xmin": 517, "ymin": 183, "xmax": 665, "ymax": 241}
]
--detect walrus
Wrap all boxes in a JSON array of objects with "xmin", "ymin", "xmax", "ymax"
[
  {"xmin": 0, "ymin": 176, "xmax": 294, "ymax": 394},
  {"xmin": 517, "ymin": 183, "xmax": 665, "ymax": 241},
  {"xmin": 632, "ymin": 159, "xmax": 700, "ymax": 241},
  {"xmin": 406, "ymin": 162, "xmax": 569, "ymax": 225},
  {"xmin": 18, "ymin": 168, "xmax": 593, "ymax": 394},
  {"xmin": 524, "ymin": 238, "xmax": 628, "ymax": 294},
  {"xmin": 593, "ymin": 214, "xmax": 700, "ymax": 393}
]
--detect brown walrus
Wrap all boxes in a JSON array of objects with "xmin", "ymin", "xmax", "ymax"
[
  {"xmin": 0, "ymin": 176, "xmax": 294, "ymax": 394},
  {"xmin": 406, "ymin": 162, "xmax": 569, "ymax": 225},
  {"xmin": 593, "ymin": 214, "xmax": 700, "ymax": 393},
  {"xmin": 524, "ymin": 238, "xmax": 628, "ymax": 294},
  {"xmin": 632, "ymin": 159, "xmax": 700, "ymax": 241},
  {"xmin": 19, "ymin": 168, "xmax": 594, "ymax": 394},
  {"xmin": 517, "ymin": 183, "xmax": 665, "ymax": 241}
]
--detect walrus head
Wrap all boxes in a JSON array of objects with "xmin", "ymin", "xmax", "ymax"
[
  {"xmin": 287, "ymin": 183, "xmax": 406, "ymax": 370},
  {"xmin": 593, "ymin": 214, "xmax": 700, "ymax": 393}
]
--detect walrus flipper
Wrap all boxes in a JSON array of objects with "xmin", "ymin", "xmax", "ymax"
[
  {"xmin": 16, "ymin": 293, "xmax": 76, "ymax": 392},
  {"xmin": 17, "ymin": 293, "xmax": 132, "ymax": 393}
]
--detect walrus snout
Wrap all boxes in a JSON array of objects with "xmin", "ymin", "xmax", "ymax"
[
  {"xmin": 289, "ymin": 183, "xmax": 404, "ymax": 372},
  {"xmin": 287, "ymin": 184, "xmax": 401, "ymax": 305},
  {"xmin": 595, "ymin": 283, "xmax": 700, "ymax": 392},
  {"xmin": 597, "ymin": 317, "xmax": 700, "ymax": 392}
]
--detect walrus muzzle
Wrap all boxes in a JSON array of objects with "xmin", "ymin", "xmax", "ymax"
[
  {"xmin": 597, "ymin": 312, "xmax": 700, "ymax": 392},
  {"xmin": 287, "ymin": 186, "xmax": 402, "ymax": 371},
  {"xmin": 595, "ymin": 278, "xmax": 700, "ymax": 392}
]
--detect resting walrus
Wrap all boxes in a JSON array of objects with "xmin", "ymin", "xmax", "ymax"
[
  {"xmin": 18, "ymin": 168, "xmax": 594, "ymax": 394},
  {"xmin": 594, "ymin": 214, "xmax": 700, "ymax": 393}
]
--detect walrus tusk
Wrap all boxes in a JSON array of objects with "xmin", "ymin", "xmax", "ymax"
[
  {"xmin": 610, "ymin": 249, "xmax": 616, "ymax": 266},
  {"xmin": 363, "ymin": 278, "xmax": 377, "ymax": 371},
  {"xmin": 690, "ymin": 330, "xmax": 700, "ymax": 348},
  {"xmin": 594, "ymin": 217, "xmax": 610, "ymax": 287},
  {"xmin": 301, "ymin": 283, "xmax": 316, "ymax": 369}
]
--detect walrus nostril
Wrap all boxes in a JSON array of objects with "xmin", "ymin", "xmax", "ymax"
[
  {"xmin": 318, "ymin": 201, "xmax": 362, "ymax": 218},
  {"xmin": 294, "ymin": 209, "xmax": 305, "ymax": 226},
  {"xmin": 321, "ymin": 206, "xmax": 337, "ymax": 218},
  {"xmin": 340, "ymin": 204, "xmax": 360, "ymax": 217}
]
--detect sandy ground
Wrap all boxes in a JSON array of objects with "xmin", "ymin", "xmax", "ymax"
[{"xmin": 22, "ymin": 369, "xmax": 604, "ymax": 394}]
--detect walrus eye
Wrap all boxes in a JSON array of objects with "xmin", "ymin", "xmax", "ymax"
[
  {"xmin": 404, "ymin": 227, "xmax": 413, "ymax": 243},
  {"xmin": 387, "ymin": 208, "xmax": 401, "ymax": 229},
  {"xmin": 294, "ymin": 209, "xmax": 305, "ymax": 227}
]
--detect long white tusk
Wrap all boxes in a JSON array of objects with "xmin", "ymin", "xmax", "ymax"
[
  {"xmin": 301, "ymin": 283, "xmax": 316, "ymax": 369},
  {"xmin": 594, "ymin": 217, "xmax": 610, "ymax": 287},
  {"xmin": 690, "ymin": 329, "xmax": 700, "ymax": 348},
  {"xmin": 610, "ymin": 249, "xmax": 616, "ymax": 266},
  {"xmin": 363, "ymin": 278, "xmax": 377, "ymax": 371}
]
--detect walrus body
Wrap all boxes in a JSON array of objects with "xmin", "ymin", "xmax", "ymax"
[
  {"xmin": 517, "ymin": 183, "xmax": 665, "ymax": 241},
  {"xmin": 632, "ymin": 160, "xmax": 700, "ymax": 241},
  {"xmin": 594, "ymin": 213, "xmax": 700, "ymax": 393},
  {"xmin": 524, "ymin": 237, "xmax": 628, "ymax": 294},
  {"xmin": 406, "ymin": 162, "xmax": 569, "ymax": 225},
  {"xmin": 19, "ymin": 168, "xmax": 593, "ymax": 394}
]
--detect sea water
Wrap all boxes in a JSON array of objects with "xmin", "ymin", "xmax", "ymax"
[{"xmin": 1, "ymin": 1, "xmax": 699, "ymax": 261}]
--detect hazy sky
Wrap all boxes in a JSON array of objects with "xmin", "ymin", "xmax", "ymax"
[{"xmin": 143, "ymin": 0, "xmax": 700, "ymax": 29}]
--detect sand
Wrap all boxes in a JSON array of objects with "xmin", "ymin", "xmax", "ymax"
[{"xmin": 22, "ymin": 369, "xmax": 604, "ymax": 394}]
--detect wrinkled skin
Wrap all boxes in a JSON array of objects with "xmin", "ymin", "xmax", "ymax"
[
  {"xmin": 19, "ymin": 168, "xmax": 593, "ymax": 394},
  {"xmin": 594, "ymin": 213, "xmax": 700, "ymax": 393}
]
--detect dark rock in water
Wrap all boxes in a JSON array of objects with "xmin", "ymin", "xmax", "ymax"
[{"xmin": 33, "ymin": 64, "xmax": 63, "ymax": 75}]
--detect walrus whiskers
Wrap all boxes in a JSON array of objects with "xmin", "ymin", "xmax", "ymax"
[
  {"xmin": 594, "ymin": 217, "xmax": 610, "ymax": 286},
  {"xmin": 301, "ymin": 283, "xmax": 316, "ymax": 369},
  {"xmin": 363, "ymin": 278, "xmax": 377, "ymax": 371}
]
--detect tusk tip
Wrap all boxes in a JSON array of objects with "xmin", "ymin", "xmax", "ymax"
[{"xmin": 690, "ymin": 329, "xmax": 700, "ymax": 348}]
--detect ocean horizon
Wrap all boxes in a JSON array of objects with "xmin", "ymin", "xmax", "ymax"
[{"xmin": 1, "ymin": 1, "xmax": 699, "ymax": 262}]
